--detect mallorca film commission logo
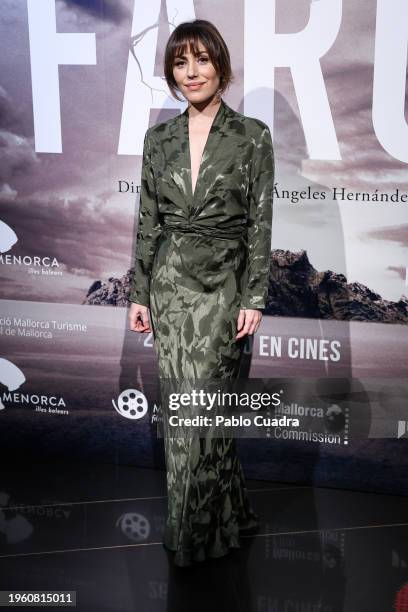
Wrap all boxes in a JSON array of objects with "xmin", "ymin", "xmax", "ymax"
[
  {"xmin": 397, "ymin": 421, "xmax": 408, "ymax": 439},
  {"xmin": 325, "ymin": 403, "xmax": 349, "ymax": 444},
  {"xmin": 115, "ymin": 512, "xmax": 150, "ymax": 542},
  {"xmin": 112, "ymin": 389, "xmax": 148, "ymax": 420}
]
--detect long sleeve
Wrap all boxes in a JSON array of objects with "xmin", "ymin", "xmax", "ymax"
[
  {"xmin": 129, "ymin": 130, "xmax": 162, "ymax": 307},
  {"xmin": 240, "ymin": 124, "xmax": 274, "ymax": 310}
]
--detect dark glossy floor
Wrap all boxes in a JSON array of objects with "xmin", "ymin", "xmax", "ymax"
[{"xmin": 0, "ymin": 459, "xmax": 407, "ymax": 612}]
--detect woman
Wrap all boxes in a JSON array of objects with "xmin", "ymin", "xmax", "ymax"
[{"xmin": 128, "ymin": 19, "xmax": 274, "ymax": 567}]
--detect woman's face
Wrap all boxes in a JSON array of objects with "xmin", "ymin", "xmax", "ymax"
[{"xmin": 172, "ymin": 41, "xmax": 221, "ymax": 103}]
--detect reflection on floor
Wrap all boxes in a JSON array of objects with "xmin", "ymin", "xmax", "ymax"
[{"xmin": 0, "ymin": 459, "xmax": 407, "ymax": 611}]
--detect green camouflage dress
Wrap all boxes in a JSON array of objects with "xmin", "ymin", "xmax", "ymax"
[{"xmin": 129, "ymin": 97, "xmax": 274, "ymax": 566}]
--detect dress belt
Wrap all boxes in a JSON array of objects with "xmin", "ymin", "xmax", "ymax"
[{"xmin": 162, "ymin": 222, "xmax": 247, "ymax": 241}]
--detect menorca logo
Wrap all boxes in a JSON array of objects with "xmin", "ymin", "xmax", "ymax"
[
  {"xmin": 0, "ymin": 358, "xmax": 26, "ymax": 410},
  {"xmin": 0, "ymin": 221, "xmax": 18, "ymax": 253}
]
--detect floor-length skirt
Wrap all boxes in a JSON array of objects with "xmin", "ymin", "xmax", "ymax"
[{"xmin": 149, "ymin": 227, "xmax": 260, "ymax": 567}]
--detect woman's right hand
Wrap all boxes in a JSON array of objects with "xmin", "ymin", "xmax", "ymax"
[{"xmin": 128, "ymin": 302, "xmax": 151, "ymax": 333}]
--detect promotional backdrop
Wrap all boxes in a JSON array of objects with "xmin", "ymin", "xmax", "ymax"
[{"xmin": 1, "ymin": 0, "xmax": 407, "ymax": 494}]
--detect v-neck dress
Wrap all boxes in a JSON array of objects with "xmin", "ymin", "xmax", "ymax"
[{"xmin": 129, "ymin": 98, "xmax": 274, "ymax": 567}]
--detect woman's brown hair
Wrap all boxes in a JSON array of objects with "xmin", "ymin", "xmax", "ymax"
[{"xmin": 164, "ymin": 20, "xmax": 233, "ymax": 102}]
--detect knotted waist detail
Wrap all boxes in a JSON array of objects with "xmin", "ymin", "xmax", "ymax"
[{"xmin": 162, "ymin": 222, "xmax": 247, "ymax": 241}]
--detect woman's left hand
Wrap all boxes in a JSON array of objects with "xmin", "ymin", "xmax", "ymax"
[{"xmin": 235, "ymin": 308, "xmax": 262, "ymax": 340}]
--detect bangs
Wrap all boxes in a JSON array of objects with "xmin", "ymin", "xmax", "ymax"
[{"xmin": 170, "ymin": 33, "xmax": 212, "ymax": 62}]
